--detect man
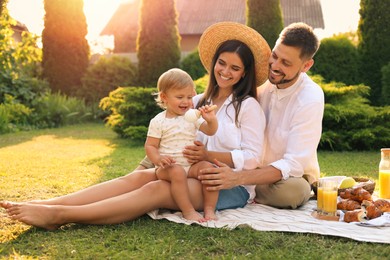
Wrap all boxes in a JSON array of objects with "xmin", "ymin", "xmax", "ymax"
[{"xmin": 198, "ymin": 22, "xmax": 324, "ymax": 209}]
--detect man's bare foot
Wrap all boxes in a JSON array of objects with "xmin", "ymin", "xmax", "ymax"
[
  {"xmin": 4, "ymin": 202, "xmax": 62, "ymax": 230},
  {"xmin": 182, "ymin": 210, "xmax": 204, "ymax": 222},
  {"xmin": 203, "ymin": 207, "xmax": 217, "ymax": 221}
]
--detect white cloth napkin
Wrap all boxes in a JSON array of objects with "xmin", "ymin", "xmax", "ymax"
[{"xmin": 357, "ymin": 213, "xmax": 390, "ymax": 227}]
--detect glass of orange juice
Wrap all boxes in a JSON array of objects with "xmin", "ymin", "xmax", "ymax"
[
  {"xmin": 379, "ymin": 170, "xmax": 390, "ymax": 199},
  {"xmin": 379, "ymin": 148, "xmax": 390, "ymax": 199},
  {"xmin": 321, "ymin": 180, "xmax": 338, "ymax": 216},
  {"xmin": 316, "ymin": 179, "xmax": 324, "ymax": 214}
]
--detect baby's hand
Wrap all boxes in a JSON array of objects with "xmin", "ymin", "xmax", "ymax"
[
  {"xmin": 158, "ymin": 156, "xmax": 176, "ymax": 168},
  {"xmin": 199, "ymin": 105, "xmax": 217, "ymax": 122}
]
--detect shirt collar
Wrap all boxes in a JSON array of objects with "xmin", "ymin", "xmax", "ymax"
[
  {"xmin": 270, "ymin": 73, "xmax": 305, "ymax": 100},
  {"xmin": 209, "ymin": 93, "xmax": 233, "ymax": 106}
]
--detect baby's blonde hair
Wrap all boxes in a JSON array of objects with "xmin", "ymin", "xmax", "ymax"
[{"xmin": 155, "ymin": 68, "xmax": 195, "ymax": 109}]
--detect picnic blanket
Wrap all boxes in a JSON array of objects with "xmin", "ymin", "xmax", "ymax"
[{"xmin": 147, "ymin": 200, "xmax": 390, "ymax": 244}]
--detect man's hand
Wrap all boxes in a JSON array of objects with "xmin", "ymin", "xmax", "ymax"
[
  {"xmin": 183, "ymin": 140, "xmax": 208, "ymax": 164},
  {"xmin": 198, "ymin": 159, "xmax": 239, "ymax": 191}
]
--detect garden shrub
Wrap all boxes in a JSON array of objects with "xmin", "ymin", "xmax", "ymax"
[
  {"xmin": 0, "ymin": 76, "xmax": 50, "ymax": 108},
  {"xmin": 33, "ymin": 92, "xmax": 93, "ymax": 128},
  {"xmin": 311, "ymin": 35, "xmax": 359, "ymax": 85},
  {"xmin": 0, "ymin": 95, "xmax": 32, "ymax": 133},
  {"xmin": 100, "ymin": 87, "xmax": 161, "ymax": 140},
  {"xmin": 123, "ymin": 125, "xmax": 149, "ymax": 143},
  {"xmin": 194, "ymin": 74, "xmax": 208, "ymax": 94},
  {"xmin": 180, "ymin": 49, "xmax": 206, "ymax": 80},
  {"xmin": 318, "ymin": 77, "xmax": 390, "ymax": 151},
  {"xmin": 79, "ymin": 56, "xmax": 138, "ymax": 104},
  {"xmin": 0, "ymin": 105, "xmax": 9, "ymax": 133}
]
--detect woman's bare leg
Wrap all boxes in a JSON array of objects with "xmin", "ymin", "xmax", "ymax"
[
  {"xmin": 2, "ymin": 179, "xmax": 204, "ymax": 230},
  {"xmin": 29, "ymin": 169, "xmax": 157, "ymax": 206}
]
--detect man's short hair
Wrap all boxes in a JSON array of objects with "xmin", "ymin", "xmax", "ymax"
[{"xmin": 277, "ymin": 22, "xmax": 320, "ymax": 60}]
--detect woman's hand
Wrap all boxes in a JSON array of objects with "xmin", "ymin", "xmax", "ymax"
[
  {"xmin": 183, "ymin": 140, "xmax": 208, "ymax": 164},
  {"xmin": 198, "ymin": 160, "xmax": 239, "ymax": 191}
]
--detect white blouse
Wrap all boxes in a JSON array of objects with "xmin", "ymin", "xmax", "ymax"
[{"xmin": 193, "ymin": 93, "xmax": 266, "ymax": 201}]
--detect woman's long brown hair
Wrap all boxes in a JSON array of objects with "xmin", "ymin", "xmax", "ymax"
[{"xmin": 197, "ymin": 40, "xmax": 257, "ymax": 126}]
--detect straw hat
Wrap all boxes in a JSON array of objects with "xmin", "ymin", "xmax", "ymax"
[{"xmin": 198, "ymin": 21, "xmax": 271, "ymax": 86}]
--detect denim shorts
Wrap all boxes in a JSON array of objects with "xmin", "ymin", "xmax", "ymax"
[{"xmin": 215, "ymin": 186, "xmax": 249, "ymax": 210}]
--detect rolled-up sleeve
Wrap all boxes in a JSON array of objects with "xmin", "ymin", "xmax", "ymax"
[
  {"xmin": 230, "ymin": 98, "xmax": 265, "ymax": 171},
  {"xmin": 259, "ymin": 73, "xmax": 325, "ymax": 183},
  {"xmin": 271, "ymin": 101, "xmax": 324, "ymax": 180}
]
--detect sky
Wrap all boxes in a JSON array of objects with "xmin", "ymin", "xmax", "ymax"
[
  {"xmin": 7, "ymin": 0, "xmax": 129, "ymax": 40},
  {"xmin": 317, "ymin": 0, "xmax": 360, "ymax": 38},
  {"xmin": 7, "ymin": 0, "xmax": 361, "ymax": 53}
]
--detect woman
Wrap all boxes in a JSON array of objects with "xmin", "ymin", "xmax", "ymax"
[{"xmin": 1, "ymin": 22, "xmax": 271, "ymax": 230}]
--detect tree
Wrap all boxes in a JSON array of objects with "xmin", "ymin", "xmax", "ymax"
[
  {"xmin": 247, "ymin": 0, "xmax": 283, "ymax": 48},
  {"xmin": 42, "ymin": 0, "xmax": 89, "ymax": 96},
  {"xmin": 381, "ymin": 62, "xmax": 390, "ymax": 104},
  {"xmin": 357, "ymin": 0, "xmax": 390, "ymax": 105},
  {"xmin": 137, "ymin": 0, "xmax": 181, "ymax": 86},
  {"xmin": 0, "ymin": 0, "xmax": 6, "ymax": 17},
  {"xmin": 0, "ymin": 2, "xmax": 47, "ymax": 106}
]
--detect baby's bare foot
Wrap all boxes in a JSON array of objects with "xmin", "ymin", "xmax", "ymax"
[
  {"xmin": 5, "ymin": 203, "xmax": 62, "ymax": 230},
  {"xmin": 203, "ymin": 207, "xmax": 217, "ymax": 221}
]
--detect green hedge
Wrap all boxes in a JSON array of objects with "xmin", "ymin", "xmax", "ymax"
[
  {"xmin": 79, "ymin": 56, "xmax": 138, "ymax": 104},
  {"xmin": 0, "ymin": 95, "xmax": 32, "ymax": 133},
  {"xmin": 311, "ymin": 35, "xmax": 359, "ymax": 85},
  {"xmin": 317, "ymin": 75, "xmax": 390, "ymax": 151},
  {"xmin": 99, "ymin": 87, "xmax": 162, "ymax": 141},
  {"xmin": 180, "ymin": 49, "xmax": 206, "ymax": 80}
]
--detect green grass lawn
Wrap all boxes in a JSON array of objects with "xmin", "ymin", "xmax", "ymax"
[{"xmin": 0, "ymin": 123, "xmax": 388, "ymax": 259}]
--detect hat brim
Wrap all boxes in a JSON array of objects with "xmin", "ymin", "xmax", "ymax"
[{"xmin": 198, "ymin": 22, "xmax": 271, "ymax": 86}]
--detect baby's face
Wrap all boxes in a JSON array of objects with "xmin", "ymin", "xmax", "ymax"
[{"xmin": 163, "ymin": 85, "xmax": 195, "ymax": 117}]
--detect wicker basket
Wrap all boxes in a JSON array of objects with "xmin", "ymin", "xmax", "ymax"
[{"xmin": 312, "ymin": 176, "xmax": 376, "ymax": 198}]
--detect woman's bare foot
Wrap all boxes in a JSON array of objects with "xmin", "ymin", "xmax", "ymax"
[
  {"xmin": 203, "ymin": 207, "xmax": 217, "ymax": 221},
  {"xmin": 3, "ymin": 202, "xmax": 62, "ymax": 230},
  {"xmin": 0, "ymin": 201, "xmax": 13, "ymax": 209},
  {"xmin": 182, "ymin": 210, "xmax": 204, "ymax": 222},
  {"xmin": 27, "ymin": 199, "xmax": 50, "ymax": 205}
]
